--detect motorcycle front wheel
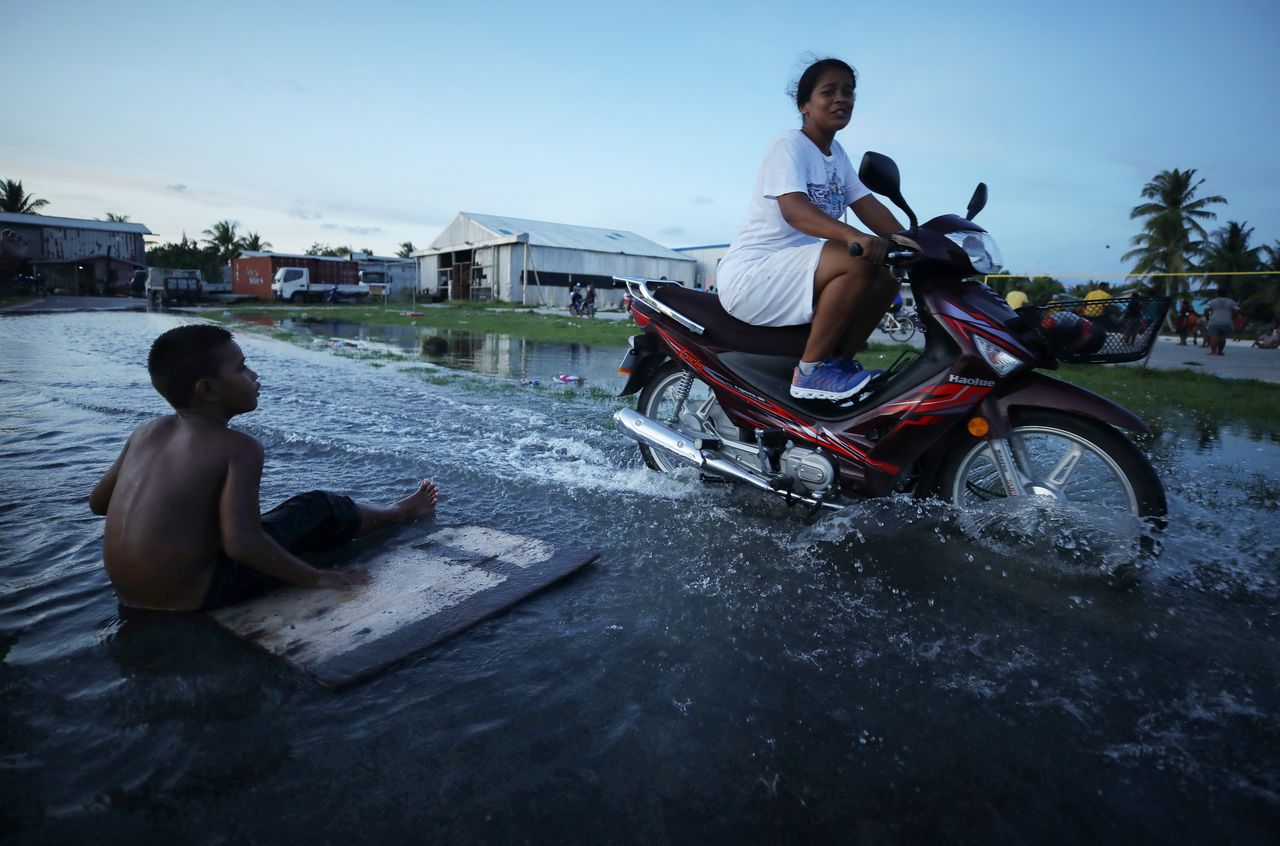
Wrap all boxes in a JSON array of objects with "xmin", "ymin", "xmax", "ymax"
[
  {"xmin": 932, "ymin": 409, "xmax": 1166, "ymax": 517},
  {"xmin": 635, "ymin": 362, "xmax": 731, "ymax": 472}
]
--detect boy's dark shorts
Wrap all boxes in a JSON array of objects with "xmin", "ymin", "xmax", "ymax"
[{"xmin": 200, "ymin": 490, "xmax": 360, "ymax": 611}]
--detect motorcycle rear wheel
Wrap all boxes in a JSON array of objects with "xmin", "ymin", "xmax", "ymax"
[
  {"xmin": 635, "ymin": 362, "xmax": 730, "ymax": 472},
  {"xmin": 932, "ymin": 409, "xmax": 1166, "ymax": 517}
]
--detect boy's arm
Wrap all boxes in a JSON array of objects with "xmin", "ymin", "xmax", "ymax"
[
  {"xmin": 89, "ymin": 441, "xmax": 129, "ymax": 516},
  {"xmin": 219, "ymin": 436, "xmax": 368, "ymax": 589}
]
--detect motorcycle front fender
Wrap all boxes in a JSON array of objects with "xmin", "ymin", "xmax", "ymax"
[
  {"xmin": 981, "ymin": 372, "xmax": 1150, "ymax": 435},
  {"xmin": 909, "ymin": 371, "xmax": 1150, "ymax": 499}
]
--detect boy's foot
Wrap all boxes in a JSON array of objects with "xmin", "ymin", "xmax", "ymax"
[
  {"xmin": 395, "ymin": 479, "xmax": 439, "ymax": 520},
  {"xmin": 790, "ymin": 358, "xmax": 879, "ymax": 401}
]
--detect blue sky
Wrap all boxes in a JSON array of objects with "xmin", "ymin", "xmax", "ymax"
[{"xmin": 5, "ymin": 0, "xmax": 1276, "ymax": 277}]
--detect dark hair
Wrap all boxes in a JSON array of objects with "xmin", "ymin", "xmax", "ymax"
[
  {"xmin": 1217, "ymin": 283, "xmax": 1231, "ymax": 297},
  {"xmin": 147, "ymin": 324, "xmax": 234, "ymax": 408},
  {"xmin": 791, "ymin": 58, "xmax": 857, "ymax": 110}
]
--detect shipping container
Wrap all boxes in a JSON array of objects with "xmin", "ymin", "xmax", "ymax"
[{"xmin": 231, "ymin": 252, "xmax": 360, "ymax": 299}]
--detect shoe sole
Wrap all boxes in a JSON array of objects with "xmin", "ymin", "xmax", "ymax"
[{"xmin": 790, "ymin": 371, "xmax": 873, "ymax": 401}]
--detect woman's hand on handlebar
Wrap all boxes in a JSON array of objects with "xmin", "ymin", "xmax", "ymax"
[{"xmin": 847, "ymin": 233, "xmax": 890, "ymax": 263}]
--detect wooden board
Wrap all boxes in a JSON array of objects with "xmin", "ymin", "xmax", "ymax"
[{"xmin": 210, "ymin": 525, "xmax": 597, "ymax": 689}]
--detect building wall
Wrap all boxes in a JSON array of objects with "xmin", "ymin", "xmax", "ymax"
[{"xmin": 673, "ymin": 245, "xmax": 729, "ymax": 292}]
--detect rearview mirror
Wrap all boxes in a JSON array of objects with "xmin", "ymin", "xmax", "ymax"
[
  {"xmin": 966, "ymin": 183, "xmax": 988, "ymax": 220},
  {"xmin": 859, "ymin": 151, "xmax": 917, "ymax": 232}
]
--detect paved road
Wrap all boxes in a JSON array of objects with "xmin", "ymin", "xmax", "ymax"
[{"xmin": 7, "ymin": 295, "xmax": 1278, "ymax": 385}]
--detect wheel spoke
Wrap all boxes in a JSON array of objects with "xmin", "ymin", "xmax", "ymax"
[{"xmin": 1045, "ymin": 443, "xmax": 1086, "ymax": 489}]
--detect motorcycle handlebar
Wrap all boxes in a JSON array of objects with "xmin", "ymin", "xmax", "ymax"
[{"xmin": 847, "ymin": 241, "xmax": 918, "ymax": 264}]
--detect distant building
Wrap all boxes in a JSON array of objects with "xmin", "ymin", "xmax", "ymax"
[
  {"xmin": 415, "ymin": 212, "xmax": 696, "ymax": 307},
  {"xmin": 673, "ymin": 244, "xmax": 729, "ymax": 292},
  {"xmin": 0, "ymin": 212, "xmax": 152, "ymax": 295}
]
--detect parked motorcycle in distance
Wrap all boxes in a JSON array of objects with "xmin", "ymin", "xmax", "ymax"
[{"xmin": 613, "ymin": 152, "xmax": 1169, "ymax": 522}]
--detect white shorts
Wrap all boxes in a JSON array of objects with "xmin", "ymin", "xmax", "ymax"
[{"xmin": 716, "ymin": 242, "xmax": 823, "ymax": 327}]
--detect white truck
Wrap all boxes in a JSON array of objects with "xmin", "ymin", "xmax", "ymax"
[
  {"xmin": 271, "ymin": 267, "xmax": 371, "ymax": 303},
  {"xmin": 144, "ymin": 268, "xmax": 205, "ymax": 305}
]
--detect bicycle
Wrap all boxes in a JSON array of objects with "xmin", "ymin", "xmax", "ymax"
[{"xmin": 878, "ymin": 307, "xmax": 918, "ymax": 342}]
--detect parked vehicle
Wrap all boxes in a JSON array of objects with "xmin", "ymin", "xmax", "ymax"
[
  {"xmin": 272, "ymin": 267, "xmax": 370, "ymax": 303},
  {"xmin": 144, "ymin": 267, "xmax": 205, "ymax": 306},
  {"xmin": 613, "ymin": 152, "xmax": 1169, "ymax": 522}
]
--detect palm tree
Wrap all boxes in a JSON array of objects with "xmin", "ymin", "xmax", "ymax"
[
  {"xmin": 1, "ymin": 179, "xmax": 50, "ymax": 214},
  {"xmin": 202, "ymin": 219, "xmax": 242, "ymax": 263},
  {"xmin": 103, "ymin": 212, "xmax": 130, "ymax": 222},
  {"xmin": 397, "ymin": 241, "xmax": 416, "ymax": 258},
  {"xmin": 1123, "ymin": 168, "xmax": 1226, "ymax": 296},
  {"xmin": 238, "ymin": 231, "xmax": 272, "ymax": 252}
]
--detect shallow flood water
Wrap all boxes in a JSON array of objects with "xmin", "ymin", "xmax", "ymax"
[{"xmin": 2, "ymin": 312, "xmax": 1278, "ymax": 843}]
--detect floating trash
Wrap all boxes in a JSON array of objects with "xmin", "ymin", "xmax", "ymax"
[
  {"xmin": 520, "ymin": 378, "xmax": 541, "ymax": 387},
  {"xmin": 556, "ymin": 374, "xmax": 585, "ymax": 383}
]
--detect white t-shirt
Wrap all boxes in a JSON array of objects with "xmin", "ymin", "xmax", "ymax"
[
  {"xmin": 1204, "ymin": 296, "xmax": 1238, "ymax": 329},
  {"xmin": 722, "ymin": 130, "xmax": 870, "ymax": 263}
]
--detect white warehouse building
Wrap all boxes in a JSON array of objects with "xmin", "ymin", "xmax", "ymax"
[{"xmin": 415, "ymin": 212, "xmax": 695, "ymax": 307}]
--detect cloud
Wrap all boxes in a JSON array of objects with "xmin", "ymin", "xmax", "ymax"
[
  {"xmin": 690, "ymin": 196, "xmax": 713, "ymax": 206},
  {"xmin": 322, "ymin": 223, "xmax": 385, "ymax": 235},
  {"xmin": 290, "ymin": 209, "xmax": 324, "ymax": 220},
  {"xmin": 166, "ymin": 183, "xmax": 187, "ymax": 193},
  {"xmin": 658, "ymin": 225, "xmax": 686, "ymax": 237}
]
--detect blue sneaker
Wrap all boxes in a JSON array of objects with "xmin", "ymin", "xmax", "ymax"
[
  {"xmin": 790, "ymin": 358, "xmax": 876, "ymax": 401},
  {"xmin": 833, "ymin": 356, "xmax": 885, "ymax": 384}
]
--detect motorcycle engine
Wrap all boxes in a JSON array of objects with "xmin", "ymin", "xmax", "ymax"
[{"xmin": 780, "ymin": 447, "xmax": 837, "ymax": 494}]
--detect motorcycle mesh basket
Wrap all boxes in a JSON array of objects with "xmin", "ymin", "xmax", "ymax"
[{"xmin": 1019, "ymin": 296, "xmax": 1172, "ymax": 364}]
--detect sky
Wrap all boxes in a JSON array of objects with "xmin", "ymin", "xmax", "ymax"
[{"xmin": 4, "ymin": 0, "xmax": 1277, "ymax": 278}]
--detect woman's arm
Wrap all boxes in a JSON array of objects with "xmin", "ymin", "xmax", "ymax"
[
  {"xmin": 851, "ymin": 194, "xmax": 905, "ymax": 238},
  {"xmin": 776, "ymin": 192, "xmax": 886, "ymax": 259}
]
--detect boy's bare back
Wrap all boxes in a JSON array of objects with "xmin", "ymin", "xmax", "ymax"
[{"xmin": 92, "ymin": 415, "xmax": 263, "ymax": 610}]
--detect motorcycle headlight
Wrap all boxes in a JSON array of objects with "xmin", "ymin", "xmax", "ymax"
[{"xmin": 945, "ymin": 231, "xmax": 1004, "ymax": 274}]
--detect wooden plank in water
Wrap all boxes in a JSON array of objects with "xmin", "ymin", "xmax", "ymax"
[{"xmin": 210, "ymin": 525, "xmax": 597, "ymax": 689}]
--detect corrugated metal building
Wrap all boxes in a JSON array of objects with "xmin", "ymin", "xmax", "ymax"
[
  {"xmin": 673, "ymin": 243, "xmax": 730, "ymax": 292},
  {"xmin": 0, "ymin": 212, "xmax": 152, "ymax": 294},
  {"xmin": 415, "ymin": 212, "xmax": 695, "ymax": 307}
]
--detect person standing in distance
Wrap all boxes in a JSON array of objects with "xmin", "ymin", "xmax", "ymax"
[{"xmin": 716, "ymin": 57, "xmax": 913, "ymax": 402}]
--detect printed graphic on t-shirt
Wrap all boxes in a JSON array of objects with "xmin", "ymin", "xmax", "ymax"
[{"xmin": 807, "ymin": 167, "xmax": 846, "ymax": 218}]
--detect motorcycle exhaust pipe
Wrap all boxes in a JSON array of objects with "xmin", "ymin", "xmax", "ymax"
[{"xmin": 613, "ymin": 408, "xmax": 842, "ymax": 510}]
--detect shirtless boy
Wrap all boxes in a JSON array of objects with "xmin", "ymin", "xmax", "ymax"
[{"xmin": 89, "ymin": 324, "xmax": 439, "ymax": 612}]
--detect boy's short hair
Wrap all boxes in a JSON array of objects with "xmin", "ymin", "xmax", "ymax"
[{"xmin": 148, "ymin": 325, "xmax": 235, "ymax": 408}]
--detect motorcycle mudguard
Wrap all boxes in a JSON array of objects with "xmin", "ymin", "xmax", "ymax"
[
  {"xmin": 909, "ymin": 372, "xmax": 1149, "ymax": 499},
  {"xmin": 985, "ymin": 372, "xmax": 1150, "ymax": 435},
  {"xmin": 616, "ymin": 334, "xmax": 668, "ymax": 397}
]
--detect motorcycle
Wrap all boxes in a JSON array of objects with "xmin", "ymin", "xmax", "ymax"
[{"xmin": 612, "ymin": 152, "xmax": 1169, "ymax": 519}]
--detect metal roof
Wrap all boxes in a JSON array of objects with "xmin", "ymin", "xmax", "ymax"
[
  {"xmin": 428, "ymin": 212, "xmax": 693, "ymax": 261},
  {"xmin": 0, "ymin": 212, "xmax": 152, "ymax": 235}
]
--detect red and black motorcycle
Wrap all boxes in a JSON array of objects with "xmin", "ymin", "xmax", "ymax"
[{"xmin": 613, "ymin": 152, "xmax": 1169, "ymax": 518}]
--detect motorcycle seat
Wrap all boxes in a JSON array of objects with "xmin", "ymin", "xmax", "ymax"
[{"xmin": 653, "ymin": 286, "xmax": 810, "ymax": 358}]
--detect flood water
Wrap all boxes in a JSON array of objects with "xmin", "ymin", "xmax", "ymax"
[{"xmin": 2, "ymin": 312, "xmax": 1278, "ymax": 843}]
